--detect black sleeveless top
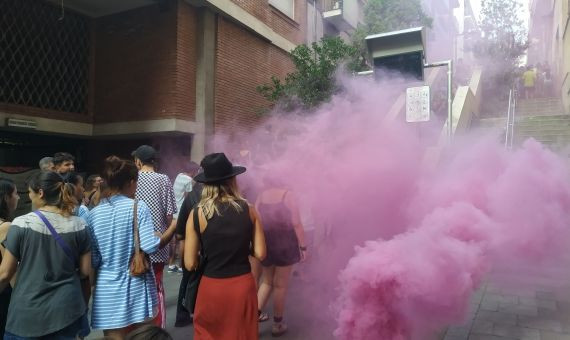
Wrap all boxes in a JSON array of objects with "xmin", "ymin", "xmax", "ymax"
[
  {"xmin": 200, "ymin": 201, "xmax": 253, "ymax": 279},
  {"xmin": 257, "ymin": 191, "xmax": 293, "ymax": 230}
]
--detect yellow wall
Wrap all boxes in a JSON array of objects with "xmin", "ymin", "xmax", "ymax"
[
  {"xmin": 562, "ymin": 1, "xmax": 570, "ymax": 113},
  {"xmin": 554, "ymin": 0, "xmax": 570, "ymax": 113},
  {"xmin": 529, "ymin": 0, "xmax": 570, "ymax": 113}
]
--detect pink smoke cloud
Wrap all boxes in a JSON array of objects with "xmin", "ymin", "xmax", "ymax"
[
  {"xmin": 216, "ymin": 74, "xmax": 570, "ymax": 339},
  {"xmin": 335, "ymin": 139, "xmax": 570, "ymax": 340}
]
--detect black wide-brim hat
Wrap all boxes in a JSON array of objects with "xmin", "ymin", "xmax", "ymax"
[{"xmin": 194, "ymin": 152, "xmax": 246, "ymax": 183}]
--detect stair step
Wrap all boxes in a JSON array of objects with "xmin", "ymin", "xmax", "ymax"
[
  {"xmin": 515, "ymin": 129, "xmax": 570, "ymax": 135},
  {"xmin": 518, "ymin": 98, "xmax": 563, "ymax": 105},
  {"xmin": 477, "ymin": 118, "xmax": 507, "ymax": 128},
  {"xmin": 519, "ymin": 114, "xmax": 570, "ymax": 120}
]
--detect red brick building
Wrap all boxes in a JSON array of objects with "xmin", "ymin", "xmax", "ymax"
[{"xmin": 0, "ymin": 0, "xmax": 313, "ymax": 175}]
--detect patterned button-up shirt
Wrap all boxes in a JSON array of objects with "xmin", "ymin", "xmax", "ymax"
[{"xmin": 135, "ymin": 171, "xmax": 176, "ymax": 263}]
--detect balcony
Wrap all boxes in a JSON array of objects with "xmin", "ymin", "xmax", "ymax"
[{"xmin": 321, "ymin": 0, "xmax": 359, "ymax": 32}]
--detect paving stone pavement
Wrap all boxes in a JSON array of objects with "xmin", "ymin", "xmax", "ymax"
[
  {"xmin": 443, "ymin": 265, "xmax": 570, "ymax": 340},
  {"xmin": 87, "ymin": 262, "xmax": 570, "ymax": 340}
]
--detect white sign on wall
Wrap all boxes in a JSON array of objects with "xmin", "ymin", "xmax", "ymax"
[{"xmin": 406, "ymin": 85, "xmax": 430, "ymax": 122}]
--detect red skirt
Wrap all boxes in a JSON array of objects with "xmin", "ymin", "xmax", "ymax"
[{"xmin": 194, "ymin": 273, "xmax": 258, "ymax": 340}]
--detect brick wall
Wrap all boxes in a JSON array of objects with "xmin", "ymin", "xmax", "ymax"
[
  {"xmin": 230, "ymin": 0, "xmax": 269, "ymax": 22},
  {"xmin": 93, "ymin": 2, "xmax": 197, "ymax": 123},
  {"xmin": 268, "ymin": 0, "xmax": 307, "ymax": 45},
  {"xmin": 230, "ymin": 0, "xmax": 307, "ymax": 45},
  {"xmin": 176, "ymin": 1, "xmax": 197, "ymax": 121},
  {"xmin": 214, "ymin": 17, "xmax": 294, "ymax": 136}
]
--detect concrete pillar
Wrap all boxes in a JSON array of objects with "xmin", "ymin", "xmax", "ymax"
[{"xmin": 191, "ymin": 8, "xmax": 216, "ymax": 162}]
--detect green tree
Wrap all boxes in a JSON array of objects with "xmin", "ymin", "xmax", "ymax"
[
  {"xmin": 352, "ymin": 0, "xmax": 432, "ymax": 71},
  {"xmin": 257, "ymin": 0, "xmax": 431, "ymax": 113},
  {"xmin": 257, "ymin": 36, "xmax": 358, "ymax": 113},
  {"xmin": 474, "ymin": 0, "xmax": 528, "ymax": 95}
]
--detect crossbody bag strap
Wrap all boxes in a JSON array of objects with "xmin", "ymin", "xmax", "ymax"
[
  {"xmin": 34, "ymin": 211, "xmax": 77, "ymax": 265},
  {"xmin": 133, "ymin": 199, "xmax": 141, "ymax": 255}
]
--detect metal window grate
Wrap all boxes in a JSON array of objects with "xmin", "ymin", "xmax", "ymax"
[{"xmin": 0, "ymin": 0, "xmax": 90, "ymax": 114}]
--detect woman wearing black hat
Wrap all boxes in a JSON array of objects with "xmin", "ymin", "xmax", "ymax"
[{"xmin": 184, "ymin": 153, "xmax": 266, "ymax": 340}]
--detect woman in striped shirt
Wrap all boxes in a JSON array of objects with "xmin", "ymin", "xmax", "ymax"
[{"xmin": 88, "ymin": 156, "xmax": 173, "ymax": 339}]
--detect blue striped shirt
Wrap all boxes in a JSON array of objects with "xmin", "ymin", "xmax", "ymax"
[
  {"xmin": 76, "ymin": 204, "xmax": 89, "ymax": 222},
  {"xmin": 87, "ymin": 195, "xmax": 161, "ymax": 329}
]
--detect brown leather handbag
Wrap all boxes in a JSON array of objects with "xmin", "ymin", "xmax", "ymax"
[{"xmin": 129, "ymin": 199, "xmax": 151, "ymax": 277}]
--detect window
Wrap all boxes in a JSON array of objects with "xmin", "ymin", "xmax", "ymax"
[
  {"xmin": 269, "ymin": 0, "xmax": 295, "ymax": 20},
  {"xmin": 0, "ymin": 0, "xmax": 90, "ymax": 114}
]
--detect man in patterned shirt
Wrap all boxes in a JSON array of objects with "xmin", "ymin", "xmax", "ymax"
[{"xmin": 132, "ymin": 145, "xmax": 177, "ymax": 328}]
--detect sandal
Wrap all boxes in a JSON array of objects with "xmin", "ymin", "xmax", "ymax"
[
  {"xmin": 272, "ymin": 322, "xmax": 288, "ymax": 337},
  {"xmin": 258, "ymin": 311, "xmax": 269, "ymax": 322}
]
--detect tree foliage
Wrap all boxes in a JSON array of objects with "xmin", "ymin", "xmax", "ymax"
[
  {"xmin": 257, "ymin": 0, "xmax": 432, "ymax": 113},
  {"xmin": 257, "ymin": 36, "xmax": 358, "ymax": 113},
  {"xmin": 352, "ymin": 0, "xmax": 432, "ymax": 70},
  {"xmin": 474, "ymin": 0, "xmax": 528, "ymax": 88}
]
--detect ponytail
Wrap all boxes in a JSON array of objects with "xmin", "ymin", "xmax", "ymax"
[
  {"xmin": 60, "ymin": 182, "xmax": 78, "ymax": 216},
  {"xmin": 28, "ymin": 171, "xmax": 78, "ymax": 216}
]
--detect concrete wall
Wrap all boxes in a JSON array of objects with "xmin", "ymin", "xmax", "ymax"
[
  {"xmin": 343, "ymin": 0, "xmax": 360, "ymax": 29},
  {"xmin": 423, "ymin": 68, "xmax": 482, "ymax": 169}
]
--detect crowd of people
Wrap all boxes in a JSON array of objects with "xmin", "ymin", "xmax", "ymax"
[
  {"xmin": 520, "ymin": 62, "xmax": 553, "ymax": 99},
  {"xmin": 0, "ymin": 145, "xmax": 307, "ymax": 340}
]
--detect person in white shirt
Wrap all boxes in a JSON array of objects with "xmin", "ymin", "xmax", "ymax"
[{"xmin": 169, "ymin": 161, "xmax": 200, "ymax": 273}]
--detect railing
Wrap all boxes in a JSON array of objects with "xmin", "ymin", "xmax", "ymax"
[
  {"xmin": 504, "ymin": 87, "xmax": 517, "ymax": 149},
  {"xmin": 321, "ymin": 0, "xmax": 342, "ymax": 12}
]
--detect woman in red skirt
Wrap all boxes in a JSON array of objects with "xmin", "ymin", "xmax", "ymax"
[{"xmin": 184, "ymin": 153, "xmax": 266, "ymax": 340}]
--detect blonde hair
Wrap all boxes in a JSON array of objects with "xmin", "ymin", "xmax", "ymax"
[{"xmin": 198, "ymin": 177, "xmax": 246, "ymax": 219}]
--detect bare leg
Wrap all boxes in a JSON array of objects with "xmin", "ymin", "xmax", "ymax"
[
  {"xmin": 257, "ymin": 265, "xmax": 275, "ymax": 310},
  {"xmin": 167, "ymin": 220, "xmax": 178, "ymax": 267},
  {"xmin": 272, "ymin": 265, "xmax": 293, "ymax": 318}
]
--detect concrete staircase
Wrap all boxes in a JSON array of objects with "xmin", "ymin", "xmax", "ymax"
[
  {"xmin": 514, "ymin": 114, "xmax": 570, "ymax": 150},
  {"xmin": 516, "ymin": 97, "xmax": 565, "ymax": 116},
  {"xmin": 475, "ymin": 98, "xmax": 570, "ymax": 152}
]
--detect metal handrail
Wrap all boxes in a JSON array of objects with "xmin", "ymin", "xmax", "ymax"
[
  {"xmin": 510, "ymin": 89, "xmax": 517, "ymax": 149},
  {"xmin": 504, "ymin": 88, "xmax": 517, "ymax": 149}
]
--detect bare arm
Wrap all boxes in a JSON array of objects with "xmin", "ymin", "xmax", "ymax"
[
  {"xmin": 159, "ymin": 217, "xmax": 177, "ymax": 248},
  {"xmin": 249, "ymin": 205, "xmax": 266, "ymax": 261},
  {"xmin": 0, "ymin": 249, "xmax": 18, "ymax": 293},
  {"xmin": 183, "ymin": 209, "xmax": 200, "ymax": 271},
  {"xmin": 79, "ymin": 252, "xmax": 91, "ymax": 279},
  {"xmin": 0, "ymin": 222, "xmax": 10, "ymax": 260}
]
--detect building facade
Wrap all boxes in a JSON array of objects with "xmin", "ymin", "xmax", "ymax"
[
  {"xmin": 528, "ymin": 0, "xmax": 570, "ymax": 113},
  {"xmin": 0, "ymin": 0, "xmax": 313, "ymax": 174}
]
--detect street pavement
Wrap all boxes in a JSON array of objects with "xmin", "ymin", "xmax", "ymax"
[
  {"xmin": 88, "ymin": 262, "xmax": 570, "ymax": 340},
  {"xmin": 444, "ymin": 264, "xmax": 570, "ymax": 340}
]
